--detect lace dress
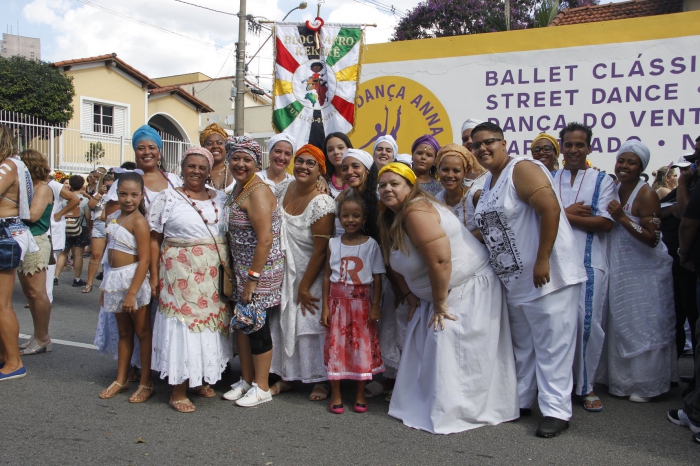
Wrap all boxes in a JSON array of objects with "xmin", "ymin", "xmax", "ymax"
[
  {"xmin": 595, "ymin": 180, "xmax": 675, "ymax": 397},
  {"xmin": 147, "ymin": 189, "xmax": 232, "ymax": 387},
  {"xmin": 269, "ymin": 180, "xmax": 336, "ymax": 383}
]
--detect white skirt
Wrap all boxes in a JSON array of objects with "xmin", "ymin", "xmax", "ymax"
[
  {"xmin": 388, "ymin": 265, "xmax": 519, "ymax": 434},
  {"xmin": 100, "ymin": 262, "xmax": 151, "ymax": 313},
  {"xmin": 152, "ymin": 311, "xmax": 232, "ymax": 387}
]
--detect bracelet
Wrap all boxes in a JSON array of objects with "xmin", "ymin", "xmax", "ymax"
[
  {"xmin": 248, "ymin": 270, "xmax": 261, "ymax": 279},
  {"xmin": 247, "ymin": 275, "xmax": 260, "ymax": 282},
  {"xmin": 677, "ymin": 247, "xmax": 688, "ymax": 258}
]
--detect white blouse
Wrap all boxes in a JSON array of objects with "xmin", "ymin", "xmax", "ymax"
[{"xmin": 147, "ymin": 189, "xmax": 227, "ymax": 240}]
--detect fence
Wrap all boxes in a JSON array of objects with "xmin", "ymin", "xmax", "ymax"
[{"xmin": 0, "ymin": 110, "xmax": 190, "ymax": 174}]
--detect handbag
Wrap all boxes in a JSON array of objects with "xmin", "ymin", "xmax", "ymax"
[
  {"xmin": 0, "ymin": 225, "xmax": 21, "ymax": 270},
  {"xmin": 65, "ymin": 216, "xmax": 83, "ymax": 238},
  {"xmin": 230, "ymin": 298, "xmax": 267, "ymax": 334}
]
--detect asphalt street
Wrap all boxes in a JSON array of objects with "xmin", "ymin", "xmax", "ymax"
[{"xmin": 1, "ymin": 264, "xmax": 698, "ymax": 465}]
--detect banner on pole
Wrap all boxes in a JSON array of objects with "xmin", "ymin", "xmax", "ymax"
[{"xmin": 272, "ymin": 21, "xmax": 363, "ymax": 149}]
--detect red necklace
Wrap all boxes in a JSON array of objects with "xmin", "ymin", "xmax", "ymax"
[{"xmin": 182, "ymin": 187, "xmax": 219, "ymax": 224}]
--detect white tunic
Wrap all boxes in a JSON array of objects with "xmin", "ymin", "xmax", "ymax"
[
  {"xmin": 270, "ymin": 180, "xmax": 336, "ymax": 383},
  {"xmin": 435, "ymin": 187, "xmax": 481, "ymax": 233},
  {"xmin": 474, "ymin": 157, "xmax": 586, "ymax": 304},
  {"xmin": 388, "ymin": 201, "xmax": 518, "ymax": 434},
  {"xmin": 48, "ymin": 180, "xmax": 66, "ymax": 250},
  {"xmin": 596, "ymin": 180, "xmax": 674, "ymax": 397},
  {"xmin": 553, "ymin": 168, "xmax": 617, "ymax": 395}
]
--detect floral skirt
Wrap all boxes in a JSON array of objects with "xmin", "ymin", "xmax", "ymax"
[{"xmin": 324, "ymin": 283, "xmax": 384, "ymax": 381}]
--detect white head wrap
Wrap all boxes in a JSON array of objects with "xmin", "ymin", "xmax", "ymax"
[
  {"xmin": 461, "ymin": 118, "xmax": 484, "ymax": 134},
  {"xmin": 372, "ymin": 135, "xmax": 398, "ymax": 160},
  {"xmin": 267, "ymin": 133, "xmax": 297, "ymax": 155},
  {"xmin": 395, "ymin": 153, "xmax": 413, "ymax": 165},
  {"xmin": 342, "ymin": 149, "xmax": 374, "ymax": 170},
  {"xmin": 113, "ymin": 167, "xmax": 145, "ymax": 175},
  {"xmin": 617, "ymin": 140, "xmax": 651, "ymax": 171}
]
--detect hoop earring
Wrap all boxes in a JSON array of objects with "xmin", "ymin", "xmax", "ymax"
[{"xmin": 157, "ymin": 158, "xmax": 162, "ymax": 167}]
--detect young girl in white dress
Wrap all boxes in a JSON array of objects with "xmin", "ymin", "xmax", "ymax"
[
  {"xmin": 321, "ymin": 197, "xmax": 385, "ymax": 414},
  {"xmin": 98, "ymin": 172, "xmax": 153, "ymax": 403}
]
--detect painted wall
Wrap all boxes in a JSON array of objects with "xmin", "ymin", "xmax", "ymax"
[
  {"xmin": 147, "ymin": 94, "xmax": 201, "ymax": 144},
  {"xmin": 349, "ymin": 11, "xmax": 700, "ymax": 175}
]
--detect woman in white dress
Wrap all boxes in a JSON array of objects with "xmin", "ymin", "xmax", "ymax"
[
  {"xmin": 434, "ymin": 144, "xmax": 484, "ymax": 241},
  {"xmin": 148, "ymin": 147, "xmax": 231, "ymax": 412},
  {"xmin": 378, "ymin": 162, "xmax": 518, "ymax": 434},
  {"xmin": 257, "ymin": 133, "xmax": 296, "ymax": 187},
  {"xmin": 201, "ymin": 123, "xmax": 235, "ymax": 192},
  {"xmin": 269, "ymin": 144, "xmax": 336, "ymax": 401},
  {"xmin": 597, "ymin": 140, "xmax": 675, "ymax": 402}
]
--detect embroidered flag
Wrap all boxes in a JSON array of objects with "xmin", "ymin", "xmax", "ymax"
[{"xmin": 273, "ymin": 21, "xmax": 363, "ymax": 150}]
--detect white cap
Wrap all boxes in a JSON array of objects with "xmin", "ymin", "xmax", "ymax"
[{"xmin": 671, "ymin": 153, "xmax": 695, "ymax": 168}]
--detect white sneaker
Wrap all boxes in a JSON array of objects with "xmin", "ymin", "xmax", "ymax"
[
  {"xmin": 235, "ymin": 383, "xmax": 272, "ymax": 407},
  {"xmin": 223, "ymin": 378, "xmax": 252, "ymax": 401},
  {"xmin": 629, "ymin": 394, "xmax": 651, "ymax": 403}
]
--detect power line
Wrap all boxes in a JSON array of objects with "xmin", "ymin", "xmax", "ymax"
[
  {"xmin": 173, "ymin": 0, "xmax": 237, "ymax": 16},
  {"xmin": 352, "ymin": 0, "xmax": 406, "ymax": 17},
  {"xmin": 75, "ymin": 0, "xmax": 232, "ymax": 50}
]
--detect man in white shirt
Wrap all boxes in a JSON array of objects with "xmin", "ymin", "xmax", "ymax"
[{"xmin": 553, "ymin": 123, "xmax": 617, "ymax": 413}]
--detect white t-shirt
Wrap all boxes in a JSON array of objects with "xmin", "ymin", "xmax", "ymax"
[
  {"xmin": 48, "ymin": 180, "xmax": 66, "ymax": 250},
  {"xmin": 329, "ymin": 236, "xmax": 385, "ymax": 285}
]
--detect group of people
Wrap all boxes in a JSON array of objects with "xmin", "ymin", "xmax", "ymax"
[{"xmin": 1, "ymin": 118, "xmax": 699, "ymax": 442}]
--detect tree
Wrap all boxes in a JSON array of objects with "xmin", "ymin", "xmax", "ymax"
[
  {"xmin": 391, "ymin": 0, "xmax": 599, "ymax": 40},
  {"xmin": 85, "ymin": 142, "xmax": 106, "ymax": 167},
  {"xmin": 0, "ymin": 56, "xmax": 75, "ymax": 125}
]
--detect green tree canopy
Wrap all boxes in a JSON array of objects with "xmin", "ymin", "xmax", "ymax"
[{"xmin": 0, "ymin": 56, "xmax": 75, "ymax": 125}]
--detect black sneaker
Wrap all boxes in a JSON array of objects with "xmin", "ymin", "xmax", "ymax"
[
  {"xmin": 536, "ymin": 417, "xmax": 569, "ymax": 438},
  {"xmin": 95, "ymin": 272, "xmax": 103, "ymax": 281},
  {"xmin": 72, "ymin": 279, "xmax": 87, "ymax": 287},
  {"xmin": 53, "ymin": 277, "xmax": 58, "ymax": 286},
  {"xmin": 520, "ymin": 408, "xmax": 532, "ymax": 417}
]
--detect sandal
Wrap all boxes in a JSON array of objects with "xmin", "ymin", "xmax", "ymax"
[
  {"xmin": 128, "ymin": 366, "xmax": 141, "ymax": 383},
  {"xmin": 19, "ymin": 337, "xmax": 34, "ymax": 350},
  {"xmin": 99, "ymin": 380, "xmax": 129, "ymax": 399},
  {"xmin": 270, "ymin": 380, "xmax": 293, "ymax": 396},
  {"xmin": 583, "ymin": 394, "xmax": 603, "ymax": 412},
  {"xmin": 129, "ymin": 384, "xmax": 155, "ymax": 403},
  {"xmin": 187, "ymin": 385, "xmax": 216, "ymax": 398},
  {"xmin": 19, "ymin": 341, "xmax": 52, "ymax": 356},
  {"xmin": 82, "ymin": 285, "xmax": 93, "ymax": 293},
  {"xmin": 309, "ymin": 383, "xmax": 329, "ymax": 401},
  {"xmin": 169, "ymin": 397, "xmax": 196, "ymax": 413}
]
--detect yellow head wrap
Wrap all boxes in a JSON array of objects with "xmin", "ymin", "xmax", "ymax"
[
  {"xmin": 199, "ymin": 123, "xmax": 228, "ymax": 146},
  {"xmin": 435, "ymin": 143, "xmax": 474, "ymax": 174},
  {"xmin": 531, "ymin": 133, "xmax": 560, "ymax": 156},
  {"xmin": 378, "ymin": 162, "xmax": 417, "ymax": 185}
]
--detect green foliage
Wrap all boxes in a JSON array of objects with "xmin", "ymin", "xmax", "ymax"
[
  {"xmin": 533, "ymin": 0, "xmax": 561, "ymax": 27},
  {"xmin": 0, "ymin": 56, "xmax": 75, "ymax": 125},
  {"xmin": 85, "ymin": 142, "xmax": 106, "ymax": 166}
]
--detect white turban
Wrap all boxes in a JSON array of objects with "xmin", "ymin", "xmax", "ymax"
[
  {"xmin": 342, "ymin": 149, "xmax": 374, "ymax": 170},
  {"xmin": 395, "ymin": 153, "xmax": 413, "ymax": 165},
  {"xmin": 461, "ymin": 118, "xmax": 484, "ymax": 134},
  {"xmin": 372, "ymin": 135, "xmax": 398, "ymax": 159},
  {"xmin": 267, "ymin": 132, "xmax": 297, "ymax": 155},
  {"xmin": 617, "ymin": 139, "xmax": 651, "ymax": 171}
]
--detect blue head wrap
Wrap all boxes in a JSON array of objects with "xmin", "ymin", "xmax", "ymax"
[{"xmin": 132, "ymin": 125, "xmax": 163, "ymax": 152}]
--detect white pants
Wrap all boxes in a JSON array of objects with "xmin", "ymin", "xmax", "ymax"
[
  {"xmin": 508, "ymin": 283, "xmax": 581, "ymax": 421},
  {"xmin": 573, "ymin": 267, "xmax": 607, "ymax": 396}
]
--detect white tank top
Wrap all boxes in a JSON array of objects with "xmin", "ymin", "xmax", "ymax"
[{"xmin": 474, "ymin": 157, "xmax": 586, "ymax": 303}]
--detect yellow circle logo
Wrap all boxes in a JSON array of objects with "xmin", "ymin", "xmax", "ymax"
[{"xmin": 348, "ymin": 76, "xmax": 452, "ymax": 154}]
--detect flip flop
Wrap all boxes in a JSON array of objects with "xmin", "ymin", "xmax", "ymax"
[
  {"xmin": 129, "ymin": 384, "xmax": 155, "ymax": 403},
  {"xmin": 583, "ymin": 395, "xmax": 603, "ymax": 412},
  {"xmin": 270, "ymin": 380, "xmax": 293, "ymax": 396},
  {"xmin": 99, "ymin": 380, "xmax": 128, "ymax": 399},
  {"xmin": 364, "ymin": 381, "xmax": 384, "ymax": 398},
  {"xmin": 170, "ymin": 398, "xmax": 196, "ymax": 413},
  {"xmin": 187, "ymin": 385, "xmax": 216, "ymax": 398},
  {"xmin": 82, "ymin": 285, "xmax": 93, "ymax": 293},
  {"xmin": 309, "ymin": 383, "xmax": 329, "ymax": 401}
]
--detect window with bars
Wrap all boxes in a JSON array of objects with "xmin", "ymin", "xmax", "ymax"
[{"xmin": 93, "ymin": 104, "xmax": 114, "ymax": 134}]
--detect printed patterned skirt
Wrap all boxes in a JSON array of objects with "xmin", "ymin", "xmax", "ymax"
[{"xmin": 324, "ymin": 282, "xmax": 384, "ymax": 381}]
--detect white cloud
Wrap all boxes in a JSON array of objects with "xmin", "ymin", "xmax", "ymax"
[{"xmin": 20, "ymin": 0, "xmax": 418, "ymax": 88}]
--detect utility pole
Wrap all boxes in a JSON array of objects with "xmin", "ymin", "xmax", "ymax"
[{"xmin": 234, "ymin": 0, "xmax": 247, "ymax": 136}]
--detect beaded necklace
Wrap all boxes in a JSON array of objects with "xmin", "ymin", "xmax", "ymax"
[{"xmin": 182, "ymin": 187, "xmax": 219, "ymax": 224}]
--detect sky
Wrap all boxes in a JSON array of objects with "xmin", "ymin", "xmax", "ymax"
[{"xmin": 3, "ymin": 0, "xmax": 423, "ymax": 91}]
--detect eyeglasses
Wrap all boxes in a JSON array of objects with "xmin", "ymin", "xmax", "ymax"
[
  {"xmin": 531, "ymin": 145, "xmax": 555, "ymax": 155},
  {"xmin": 471, "ymin": 138, "xmax": 503, "ymax": 151},
  {"xmin": 294, "ymin": 157, "xmax": 318, "ymax": 168}
]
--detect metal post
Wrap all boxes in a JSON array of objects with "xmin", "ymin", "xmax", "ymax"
[
  {"xmin": 234, "ymin": 0, "xmax": 247, "ymax": 136},
  {"xmin": 49, "ymin": 127, "xmax": 55, "ymax": 171},
  {"xmin": 505, "ymin": 0, "xmax": 511, "ymax": 31}
]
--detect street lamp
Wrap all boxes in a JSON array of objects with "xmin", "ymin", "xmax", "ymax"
[{"xmin": 234, "ymin": 1, "xmax": 308, "ymax": 136}]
